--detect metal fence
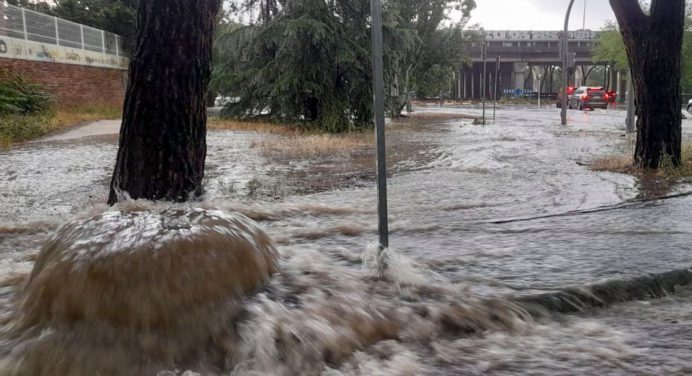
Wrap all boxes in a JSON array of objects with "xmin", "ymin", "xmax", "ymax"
[{"xmin": 0, "ymin": 2, "xmax": 126, "ymax": 57}]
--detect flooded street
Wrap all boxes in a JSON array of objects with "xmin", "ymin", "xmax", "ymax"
[{"xmin": 1, "ymin": 105, "xmax": 691, "ymax": 374}]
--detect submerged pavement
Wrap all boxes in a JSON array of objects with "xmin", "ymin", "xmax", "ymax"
[{"xmin": 0, "ymin": 105, "xmax": 691, "ymax": 375}]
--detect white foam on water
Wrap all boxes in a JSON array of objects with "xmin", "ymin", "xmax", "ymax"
[{"xmin": 362, "ymin": 243, "xmax": 448, "ymax": 288}]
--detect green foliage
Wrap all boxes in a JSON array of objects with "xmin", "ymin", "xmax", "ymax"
[
  {"xmin": 216, "ymin": 0, "xmax": 477, "ymax": 127},
  {"xmin": 417, "ymin": 64, "xmax": 454, "ymax": 98},
  {"xmin": 213, "ymin": 0, "xmax": 373, "ymax": 132},
  {"xmin": 592, "ymin": 22, "xmax": 628, "ymax": 72},
  {"xmin": 595, "ymin": 15, "xmax": 692, "ymax": 92},
  {"xmin": 0, "ymin": 113, "xmax": 52, "ymax": 146},
  {"xmin": 0, "ymin": 72, "xmax": 52, "ymax": 115},
  {"xmin": 682, "ymin": 14, "xmax": 692, "ymax": 92},
  {"xmin": 382, "ymin": 0, "xmax": 477, "ymax": 117},
  {"xmin": 0, "ymin": 71, "xmax": 53, "ymax": 145}
]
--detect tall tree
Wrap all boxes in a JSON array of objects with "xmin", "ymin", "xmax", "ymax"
[
  {"xmin": 213, "ymin": 0, "xmax": 373, "ymax": 132},
  {"xmin": 383, "ymin": 0, "xmax": 477, "ymax": 117},
  {"xmin": 609, "ymin": 0, "xmax": 686, "ymax": 168},
  {"xmin": 108, "ymin": 0, "xmax": 221, "ymax": 204}
]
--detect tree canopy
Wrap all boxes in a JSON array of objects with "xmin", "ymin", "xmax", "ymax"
[
  {"xmin": 594, "ymin": 6, "xmax": 692, "ymax": 93},
  {"xmin": 212, "ymin": 0, "xmax": 373, "ymax": 132},
  {"xmin": 592, "ymin": 22, "xmax": 628, "ymax": 73},
  {"xmin": 212, "ymin": 0, "xmax": 477, "ymax": 131},
  {"xmin": 382, "ymin": 0, "xmax": 476, "ymax": 117}
]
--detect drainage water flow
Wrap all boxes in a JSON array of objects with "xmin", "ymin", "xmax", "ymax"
[{"xmin": 0, "ymin": 107, "xmax": 691, "ymax": 374}]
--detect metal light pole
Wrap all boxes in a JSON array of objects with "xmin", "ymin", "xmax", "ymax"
[
  {"xmin": 482, "ymin": 41, "xmax": 487, "ymax": 124},
  {"xmin": 561, "ymin": 0, "xmax": 576, "ymax": 125},
  {"xmin": 370, "ymin": 0, "xmax": 389, "ymax": 269},
  {"xmin": 493, "ymin": 56, "xmax": 499, "ymax": 121},
  {"xmin": 582, "ymin": 0, "xmax": 587, "ymax": 30},
  {"xmin": 626, "ymin": 70, "xmax": 635, "ymax": 133}
]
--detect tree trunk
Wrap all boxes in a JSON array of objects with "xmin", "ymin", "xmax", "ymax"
[
  {"xmin": 108, "ymin": 0, "xmax": 220, "ymax": 204},
  {"xmin": 610, "ymin": 0, "xmax": 685, "ymax": 169}
]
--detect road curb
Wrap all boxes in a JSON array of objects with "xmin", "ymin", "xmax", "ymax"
[{"xmin": 514, "ymin": 268, "xmax": 692, "ymax": 314}]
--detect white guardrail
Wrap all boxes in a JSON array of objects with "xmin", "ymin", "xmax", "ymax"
[{"xmin": 0, "ymin": 2, "xmax": 128, "ymax": 69}]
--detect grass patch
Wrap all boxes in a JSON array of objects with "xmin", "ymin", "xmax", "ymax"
[
  {"xmin": 0, "ymin": 113, "xmax": 52, "ymax": 146},
  {"xmin": 46, "ymin": 106, "xmax": 121, "ymax": 133},
  {"xmin": 208, "ymin": 118, "xmax": 375, "ymax": 158},
  {"xmin": 0, "ymin": 105, "xmax": 121, "ymax": 147},
  {"xmin": 208, "ymin": 118, "xmax": 300, "ymax": 135},
  {"xmin": 399, "ymin": 112, "xmax": 479, "ymax": 122},
  {"xmin": 590, "ymin": 145, "xmax": 692, "ymax": 180},
  {"xmin": 251, "ymin": 132, "xmax": 374, "ymax": 158},
  {"xmin": 590, "ymin": 154, "xmax": 637, "ymax": 174}
]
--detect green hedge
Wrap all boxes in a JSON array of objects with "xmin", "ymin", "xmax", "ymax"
[
  {"xmin": 0, "ymin": 71, "xmax": 54, "ymax": 145},
  {"xmin": 0, "ymin": 71, "xmax": 52, "ymax": 115}
]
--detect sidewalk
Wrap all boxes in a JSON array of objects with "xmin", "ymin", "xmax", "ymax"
[{"xmin": 39, "ymin": 120, "xmax": 121, "ymax": 142}]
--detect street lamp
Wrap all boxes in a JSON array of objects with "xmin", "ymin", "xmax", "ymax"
[
  {"xmin": 582, "ymin": 0, "xmax": 587, "ymax": 30},
  {"xmin": 369, "ymin": 0, "xmax": 389, "ymax": 273},
  {"xmin": 561, "ymin": 0, "xmax": 576, "ymax": 125}
]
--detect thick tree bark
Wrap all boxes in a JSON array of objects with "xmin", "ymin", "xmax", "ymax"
[
  {"xmin": 108, "ymin": 0, "xmax": 221, "ymax": 204},
  {"xmin": 610, "ymin": 0, "xmax": 685, "ymax": 169}
]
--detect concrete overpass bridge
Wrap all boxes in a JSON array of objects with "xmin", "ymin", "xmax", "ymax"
[{"xmin": 455, "ymin": 30, "xmax": 624, "ymax": 100}]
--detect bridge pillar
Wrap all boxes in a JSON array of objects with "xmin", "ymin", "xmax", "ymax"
[
  {"xmin": 479, "ymin": 71, "xmax": 484, "ymax": 98},
  {"xmin": 609, "ymin": 67, "xmax": 616, "ymax": 92},
  {"xmin": 575, "ymin": 67, "xmax": 584, "ymax": 87},
  {"xmin": 471, "ymin": 71, "xmax": 475, "ymax": 98},
  {"xmin": 513, "ymin": 63, "xmax": 529, "ymax": 91},
  {"xmin": 463, "ymin": 72, "xmax": 467, "ymax": 99},
  {"xmin": 530, "ymin": 66, "xmax": 546, "ymax": 92},
  {"xmin": 457, "ymin": 73, "xmax": 461, "ymax": 99}
]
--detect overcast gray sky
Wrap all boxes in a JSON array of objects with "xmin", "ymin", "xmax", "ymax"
[{"xmin": 464, "ymin": 0, "xmax": 617, "ymax": 31}]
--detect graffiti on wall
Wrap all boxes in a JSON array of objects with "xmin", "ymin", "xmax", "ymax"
[
  {"xmin": 0, "ymin": 36, "xmax": 128, "ymax": 70},
  {"xmin": 484, "ymin": 30, "xmax": 598, "ymax": 41}
]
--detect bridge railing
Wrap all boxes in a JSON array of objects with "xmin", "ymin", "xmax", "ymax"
[{"xmin": 0, "ymin": 2, "xmax": 127, "ymax": 60}]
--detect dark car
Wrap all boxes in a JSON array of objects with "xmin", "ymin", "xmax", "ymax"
[{"xmin": 568, "ymin": 86, "xmax": 608, "ymax": 110}]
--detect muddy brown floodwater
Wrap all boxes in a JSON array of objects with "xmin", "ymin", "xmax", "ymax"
[{"xmin": 0, "ymin": 105, "xmax": 691, "ymax": 375}]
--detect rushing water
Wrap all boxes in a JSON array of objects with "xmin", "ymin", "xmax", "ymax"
[{"xmin": 0, "ymin": 105, "xmax": 691, "ymax": 374}]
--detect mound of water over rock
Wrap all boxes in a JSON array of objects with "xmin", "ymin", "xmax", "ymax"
[{"xmin": 4, "ymin": 208, "xmax": 278, "ymax": 375}]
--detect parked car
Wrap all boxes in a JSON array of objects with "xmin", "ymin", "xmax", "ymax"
[
  {"xmin": 568, "ymin": 86, "xmax": 608, "ymax": 110},
  {"xmin": 556, "ymin": 86, "xmax": 575, "ymax": 108},
  {"xmin": 688, "ymin": 98, "xmax": 692, "ymax": 112},
  {"xmin": 605, "ymin": 90, "xmax": 617, "ymax": 104}
]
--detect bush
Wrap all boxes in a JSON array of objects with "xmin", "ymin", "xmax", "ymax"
[
  {"xmin": 0, "ymin": 70, "xmax": 55, "ymax": 146},
  {"xmin": 0, "ymin": 113, "xmax": 52, "ymax": 146},
  {"xmin": 0, "ymin": 71, "xmax": 52, "ymax": 115}
]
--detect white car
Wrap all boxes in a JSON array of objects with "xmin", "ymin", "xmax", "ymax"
[
  {"xmin": 214, "ymin": 96, "xmax": 239, "ymax": 107},
  {"xmin": 688, "ymin": 99, "xmax": 692, "ymax": 112}
]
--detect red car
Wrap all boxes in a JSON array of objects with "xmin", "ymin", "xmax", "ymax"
[
  {"xmin": 604, "ymin": 90, "xmax": 617, "ymax": 104},
  {"xmin": 556, "ymin": 86, "xmax": 575, "ymax": 108}
]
